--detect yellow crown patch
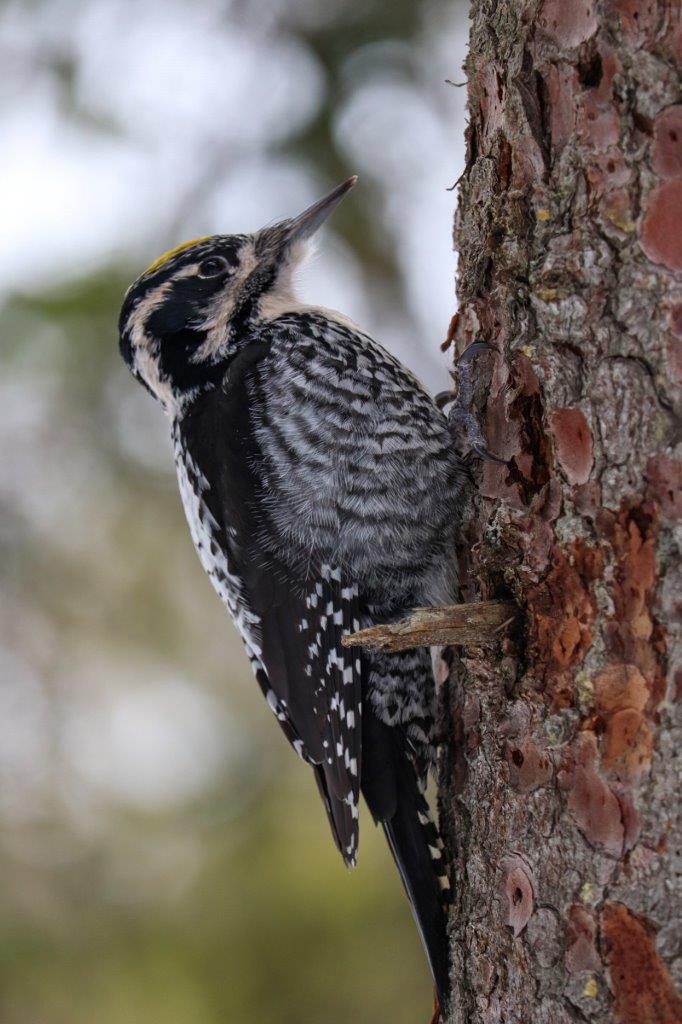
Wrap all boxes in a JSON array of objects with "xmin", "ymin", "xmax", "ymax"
[{"xmin": 144, "ymin": 236, "xmax": 211, "ymax": 275}]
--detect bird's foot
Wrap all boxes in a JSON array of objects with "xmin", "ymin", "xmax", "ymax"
[{"xmin": 436, "ymin": 340, "xmax": 507, "ymax": 464}]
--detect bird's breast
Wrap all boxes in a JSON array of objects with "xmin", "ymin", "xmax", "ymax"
[{"xmin": 251, "ymin": 327, "xmax": 460, "ymax": 590}]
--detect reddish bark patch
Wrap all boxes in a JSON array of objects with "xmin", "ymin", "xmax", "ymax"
[
  {"xmin": 593, "ymin": 664, "xmax": 653, "ymax": 782},
  {"xmin": 640, "ymin": 181, "xmax": 682, "ymax": 271},
  {"xmin": 645, "ymin": 454, "xmax": 682, "ymax": 524},
  {"xmin": 526, "ymin": 542, "xmax": 601, "ymax": 701},
  {"xmin": 661, "ymin": 11, "xmax": 682, "ymax": 64},
  {"xmin": 549, "ymin": 407, "xmax": 594, "ymax": 485},
  {"xmin": 612, "ymin": 784, "xmax": 641, "ymax": 852},
  {"xmin": 566, "ymin": 905, "xmax": 601, "ymax": 974},
  {"xmin": 545, "ymin": 63, "xmax": 578, "ymax": 152},
  {"xmin": 482, "ymin": 353, "xmax": 552, "ymax": 508},
  {"xmin": 576, "ymin": 42, "xmax": 622, "ymax": 155},
  {"xmin": 579, "ymin": 91, "xmax": 620, "ymax": 153},
  {"xmin": 478, "ymin": 64, "xmax": 505, "ymax": 144},
  {"xmin": 597, "ymin": 503, "xmax": 665, "ymax": 704},
  {"xmin": 609, "ymin": 510, "xmax": 657, "ymax": 640},
  {"xmin": 539, "ymin": 0, "xmax": 598, "ymax": 47},
  {"xmin": 602, "ymin": 707, "xmax": 654, "ymax": 781},
  {"xmin": 594, "ymin": 663, "xmax": 649, "ymax": 715},
  {"xmin": 601, "ymin": 903, "xmax": 682, "ymax": 1023},
  {"xmin": 500, "ymin": 855, "xmax": 535, "ymax": 937},
  {"xmin": 563, "ymin": 733, "xmax": 625, "ymax": 855},
  {"xmin": 571, "ymin": 539, "xmax": 605, "ymax": 583},
  {"xmin": 653, "ymin": 106, "xmax": 682, "ymax": 180}
]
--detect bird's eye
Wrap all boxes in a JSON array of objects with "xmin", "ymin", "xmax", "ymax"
[{"xmin": 198, "ymin": 256, "xmax": 229, "ymax": 277}]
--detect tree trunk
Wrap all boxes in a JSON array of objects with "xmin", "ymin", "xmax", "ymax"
[{"xmin": 442, "ymin": 2, "xmax": 682, "ymax": 1022}]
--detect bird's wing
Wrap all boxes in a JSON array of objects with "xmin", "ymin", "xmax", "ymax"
[
  {"xmin": 250, "ymin": 561, "xmax": 363, "ymax": 865},
  {"xmin": 176, "ymin": 353, "xmax": 363, "ymax": 865}
]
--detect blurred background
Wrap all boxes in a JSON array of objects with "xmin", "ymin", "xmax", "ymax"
[{"xmin": 0, "ymin": 0, "xmax": 469, "ymax": 1020}]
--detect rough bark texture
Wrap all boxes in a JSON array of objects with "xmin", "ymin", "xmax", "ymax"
[{"xmin": 442, "ymin": 3, "xmax": 681, "ymax": 1022}]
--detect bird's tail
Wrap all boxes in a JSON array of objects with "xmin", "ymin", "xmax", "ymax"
[{"xmin": 361, "ymin": 710, "xmax": 451, "ymax": 1014}]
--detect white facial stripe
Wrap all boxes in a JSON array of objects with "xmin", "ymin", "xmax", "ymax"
[
  {"xmin": 127, "ymin": 280, "xmax": 174, "ymax": 413},
  {"xmin": 256, "ymin": 240, "xmax": 362, "ymax": 334},
  {"xmin": 126, "ymin": 264, "xmax": 200, "ymax": 416},
  {"xmin": 257, "ymin": 238, "xmax": 308, "ymax": 322},
  {"xmin": 193, "ymin": 242, "xmax": 258, "ymax": 361}
]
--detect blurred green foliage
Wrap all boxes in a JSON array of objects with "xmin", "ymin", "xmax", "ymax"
[
  {"xmin": 0, "ymin": 782, "xmax": 430, "ymax": 1023},
  {"xmin": 0, "ymin": 0, "xmax": 467, "ymax": 1020}
]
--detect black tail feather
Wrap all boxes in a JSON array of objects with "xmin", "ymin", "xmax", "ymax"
[{"xmin": 361, "ymin": 709, "xmax": 451, "ymax": 1013}]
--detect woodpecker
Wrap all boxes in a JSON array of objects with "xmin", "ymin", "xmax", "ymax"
[{"xmin": 118, "ymin": 177, "xmax": 496, "ymax": 1017}]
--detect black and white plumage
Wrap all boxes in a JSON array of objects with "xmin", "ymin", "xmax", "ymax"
[{"xmin": 118, "ymin": 178, "xmax": 469, "ymax": 1015}]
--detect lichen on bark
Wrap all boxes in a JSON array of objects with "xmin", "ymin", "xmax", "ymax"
[{"xmin": 441, "ymin": 2, "xmax": 681, "ymax": 1022}]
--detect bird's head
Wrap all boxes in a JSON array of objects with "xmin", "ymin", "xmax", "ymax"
[{"xmin": 118, "ymin": 176, "xmax": 357, "ymax": 414}]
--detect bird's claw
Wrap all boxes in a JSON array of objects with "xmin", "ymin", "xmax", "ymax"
[
  {"xmin": 436, "ymin": 342, "xmax": 496, "ymax": 410},
  {"xmin": 444, "ymin": 338, "xmax": 507, "ymax": 464},
  {"xmin": 434, "ymin": 388, "xmax": 455, "ymax": 411},
  {"xmin": 472, "ymin": 444, "xmax": 508, "ymax": 465},
  {"xmin": 457, "ymin": 338, "xmax": 494, "ymax": 364}
]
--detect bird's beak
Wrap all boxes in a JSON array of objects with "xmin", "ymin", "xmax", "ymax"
[{"xmin": 286, "ymin": 176, "xmax": 357, "ymax": 243}]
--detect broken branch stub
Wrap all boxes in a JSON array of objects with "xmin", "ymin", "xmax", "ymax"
[{"xmin": 341, "ymin": 599, "xmax": 518, "ymax": 652}]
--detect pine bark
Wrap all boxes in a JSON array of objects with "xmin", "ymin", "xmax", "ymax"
[{"xmin": 442, "ymin": 3, "xmax": 682, "ymax": 1022}]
